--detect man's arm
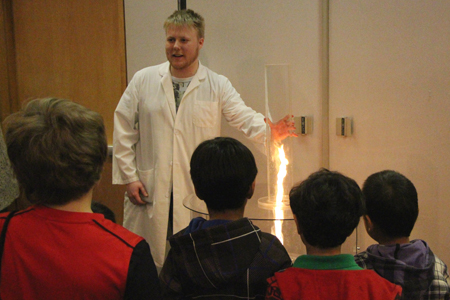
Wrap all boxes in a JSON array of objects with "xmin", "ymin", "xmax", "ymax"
[
  {"xmin": 126, "ymin": 181, "xmax": 148, "ymax": 205},
  {"xmin": 219, "ymin": 77, "xmax": 296, "ymax": 154},
  {"xmin": 219, "ymin": 77, "xmax": 267, "ymax": 146},
  {"xmin": 113, "ymin": 74, "xmax": 148, "ymax": 205},
  {"xmin": 265, "ymin": 115, "xmax": 298, "ymax": 141},
  {"xmin": 113, "ymin": 87, "xmax": 140, "ymax": 185}
]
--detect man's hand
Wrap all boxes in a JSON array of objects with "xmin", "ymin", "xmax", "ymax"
[
  {"xmin": 126, "ymin": 181, "xmax": 148, "ymax": 205},
  {"xmin": 265, "ymin": 114, "xmax": 298, "ymax": 141}
]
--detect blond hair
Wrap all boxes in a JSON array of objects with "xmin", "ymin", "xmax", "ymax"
[{"xmin": 164, "ymin": 9, "xmax": 205, "ymax": 39}]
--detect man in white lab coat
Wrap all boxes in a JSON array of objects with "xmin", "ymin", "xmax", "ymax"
[{"xmin": 113, "ymin": 9, "xmax": 296, "ymax": 268}]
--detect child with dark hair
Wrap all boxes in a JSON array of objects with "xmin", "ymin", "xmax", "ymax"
[
  {"xmin": 159, "ymin": 137, "xmax": 292, "ymax": 299},
  {"xmin": 354, "ymin": 170, "xmax": 450, "ymax": 299},
  {"xmin": 266, "ymin": 169, "xmax": 402, "ymax": 300}
]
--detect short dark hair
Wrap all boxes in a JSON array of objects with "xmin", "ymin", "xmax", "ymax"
[
  {"xmin": 362, "ymin": 170, "xmax": 418, "ymax": 238},
  {"xmin": 290, "ymin": 169, "xmax": 364, "ymax": 248},
  {"xmin": 190, "ymin": 137, "xmax": 257, "ymax": 211},
  {"xmin": 4, "ymin": 98, "xmax": 107, "ymax": 205}
]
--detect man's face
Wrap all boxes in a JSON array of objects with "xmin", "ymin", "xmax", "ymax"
[{"xmin": 165, "ymin": 25, "xmax": 204, "ymax": 77}]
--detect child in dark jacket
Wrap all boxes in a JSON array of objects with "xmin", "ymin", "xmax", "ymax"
[
  {"xmin": 354, "ymin": 170, "xmax": 450, "ymax": 300},
  {"xmin": 159, "ymin": 137, "xmax": 292, "ymax": 299}
]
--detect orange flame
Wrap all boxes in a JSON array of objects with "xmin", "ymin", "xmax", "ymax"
[{"xmin": 274, "ymin": 145, "xmax": 288, "ymax": 244}]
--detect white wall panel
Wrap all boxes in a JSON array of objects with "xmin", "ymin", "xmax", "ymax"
[{"xmin": 329, "ymin": 1, "xmax": 450, "ymax": 262}]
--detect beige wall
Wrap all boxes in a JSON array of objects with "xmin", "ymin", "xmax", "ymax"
[{"xmin": 329, "ymin": 1, "xmax": 450, "ymax": 263}]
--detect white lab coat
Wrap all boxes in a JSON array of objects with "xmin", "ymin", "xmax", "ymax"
[{"xmin": 113, "ymin": 61, "xmax": 266, "ymax": 267}]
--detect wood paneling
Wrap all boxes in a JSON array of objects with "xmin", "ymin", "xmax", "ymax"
[
  {"xmin": 94, "ymin": 157, "xmax": 125, "ymax": 225},
  {"xmin": 0, "ymin": 0, "xmax": 19, "ymax": 123},
  {"xmin": 12, "ymin": 0, "xmax": 126, "ymax": 143},
  {"xmin": 2, "ymin": 0, "xmax": 127, "ymax": 223}
]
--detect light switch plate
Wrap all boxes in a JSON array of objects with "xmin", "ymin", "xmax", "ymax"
[
  {"xmin": 294, "ymin": 116, "xmax": 312, "ymax": 135},
  {"xmin": 336, "ymin": 117, "xmax": 352, "ymax": 137}
]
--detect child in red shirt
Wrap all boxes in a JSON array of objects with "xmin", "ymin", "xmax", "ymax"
[{"xmin": 265, "ymin": 169, "xmax": 402, "ymax": 300}]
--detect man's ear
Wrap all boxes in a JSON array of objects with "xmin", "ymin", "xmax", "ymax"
[{"xmin": 246, "ymin": 180, "xmax": 256, "ymax": 199}]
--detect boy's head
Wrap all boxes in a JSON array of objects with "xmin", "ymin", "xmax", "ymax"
[
  {"xmin": 362, "ymin": 170, "xmax": 418, "ymax": 239},
  {"xmin": 190, "ymin": 137, "xmax": 257, "ymax": 211},
  {"xmin": 3, "ymin": 98, "xmax": 107, "ymax": 206},
  {"xmin": 164, "ymin": 9, "xmax": 205, "ymax": 39},
  {"xmin": 289, "ymin": 169, "xmax": 364, "ymax": 249}
]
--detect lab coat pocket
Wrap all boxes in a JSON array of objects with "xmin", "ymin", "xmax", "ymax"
[
  {"xmin": 192, "ymin": 100, "xmax": 218, "ymax": 128},
  {"xmin": 137, "ymin": 168, "xmax": 155, "ymax": 204}
]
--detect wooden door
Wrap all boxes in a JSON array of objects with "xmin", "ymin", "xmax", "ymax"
[{"xmin": 1, "ymin": 0, "xmax": 127, "ymax": 224}]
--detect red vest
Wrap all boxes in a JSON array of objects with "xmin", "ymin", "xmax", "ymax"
[
  {"xmin": 271, "ymin": 267, "xmax": 402, "ymax": 300},
  {"xmin": 0, "ymin": 205, "xmax": 144, "ymax": 300}
]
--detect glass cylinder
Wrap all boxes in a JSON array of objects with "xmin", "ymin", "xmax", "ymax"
[
  {"xmin": 258, "ymin": 64, "xmax": 294, "ymax": 210},
  {"xmin": 256, "ymin": 64, "xmax": 300, "ymax": 257}
]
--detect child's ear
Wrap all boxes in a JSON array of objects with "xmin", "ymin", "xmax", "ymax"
[
  {"xmin": 363, "ymin": 215, "xmax": 381, "ymax": 242},
  {"xmin": 194, "ymin": 188, "xmax": 203, "ymax": 201},
  {"xmin": 363, "ymin": 215, "xmax": 373, "ymax": 233},
  {"xmin": 294, "ymin": 215, "xmax": 302, "ymax": 235},
  {"xmin": 246, "ymin": 180, "xmax": 256, "ymax": 199}
]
